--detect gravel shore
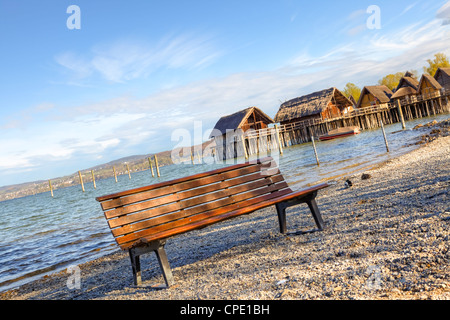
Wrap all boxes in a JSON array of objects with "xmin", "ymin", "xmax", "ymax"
[{"xmin": 1, "ymin": 120, "xmax": 449, "ymax": 301}]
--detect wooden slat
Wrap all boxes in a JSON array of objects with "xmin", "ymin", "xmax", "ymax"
[
  {"xmin": 117, "ymin": 188, "xmax": 294, "ymax": 249},
  {"xmin": 110, "ymin": 175, "xmax": 289, "ymax": 236},
  {"xmin": 96, "ymin": 157, "xmax": 275, "ymax": 203},
  {"xmin": 101, "ymin": 162, "xmax": 271, "ymax": 212},
  {"xmin": 104, "ymin": 168, "xmax": 272, "ymax": 219},
  {"xmin": 118, "ymin": 183, "xmax": 328, "ymax": 249},
  {"xmin": 108, "ymin": 174, "xmax": 287, "ymax": 229}
]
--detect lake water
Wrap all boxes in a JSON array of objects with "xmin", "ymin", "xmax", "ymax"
[{"xmin": 0, "ymin": 114, "xmax": 448, "ymax": 292}]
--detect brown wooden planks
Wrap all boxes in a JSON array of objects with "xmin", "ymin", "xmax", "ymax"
[
  {"xmin": 116, "ymin": 187, "xmax": 293, "ymax": 248},
  {"xmin": 103, "ymin": 168, "xmax": 272, "ymax": 219},
  {"xmin": 102, "ymin": 163, "xmax": 272, "ymax": 214},
  {"xmin": 110, "ymin": 176, "xmax": 289, "ymax": 237},
  {"xmin": 96, "ymin": 157, "xmax": 275, "ymax": 203},
  {"xmin": 108, "ymin": 174, "xmax": 288, "ymax": 230}
]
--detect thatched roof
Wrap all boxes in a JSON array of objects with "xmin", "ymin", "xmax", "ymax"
[
  {"xmin": 356, "ymin": 85, "xmax": 393, "ymax": 108},
  {"xmin": 396, "ymin": 74, "xmax": 419, "ymax": 91},
  {"xmin": 418, "ymin": 73, "xmax": 442, "ymax": 92},
  {"xmin": 209, "ymin": 106, "xmax": 274, "ymax": 138},
  {"xmin": 391, "ymin": 86, "xmax": 417, "ymax": 99},
  {"xmin": 274, "ymin": 87, "xmax": 352, "ymax": 123},
  {"xmin": 434, "ymin": 67, "xmax": 450, "ymax": 79}
]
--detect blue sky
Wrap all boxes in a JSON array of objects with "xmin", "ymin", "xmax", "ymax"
[{"xmin": 1, "ymin": 0, "xmax": 449, "ymax": 187}]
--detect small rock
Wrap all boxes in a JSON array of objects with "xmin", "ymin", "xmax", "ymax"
[{"xmin": 361, "ymin": 173, "xmax": 371, "ymax": 180}]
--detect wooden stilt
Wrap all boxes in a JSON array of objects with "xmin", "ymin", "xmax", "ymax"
[
  {"xmin": 91, "ymin": 170, "xmax": 96, "ymax": 189},
  {"xmin": 78, "ymin": 171, "xmax": 85, "ymax": 192}
]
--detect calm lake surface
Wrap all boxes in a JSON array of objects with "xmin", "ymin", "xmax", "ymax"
[{"xmin": 0, "ymin": 114, "xmax": 448, "ymax": 291}]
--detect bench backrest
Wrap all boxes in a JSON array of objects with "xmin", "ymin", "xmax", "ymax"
[{"xmin": 96, "ymin": 157, "xmax": 292, "ymax": 250}]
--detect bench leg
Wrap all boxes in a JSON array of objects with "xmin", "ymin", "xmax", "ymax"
[
  {"xmin": 129, "ymin": 249, "xmax": 142, "ymax": 286},
  {"xmin": 275, "ymin": 191, "xmax": 325, "ymax": 234},
  {"xmin": 128, "ymin": 241, "xmax": 175, "ymax": 288},
  {"xmin": 155, "ymin": 245, "xmax": 175, "ymax": 287},
  {"xmin": 275, "ymin": 203, "xmax": 287, "ymax": 234},
  {"xmin": 305, "ymin": 195, "xmax": 324, "ymax": 230}
]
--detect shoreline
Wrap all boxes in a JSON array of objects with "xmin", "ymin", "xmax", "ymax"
[{"xmin": 1, "ymin": 121, "xmax": 449, "ymax": 300}]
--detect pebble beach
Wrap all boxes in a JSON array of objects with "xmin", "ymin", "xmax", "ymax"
[{"xmin": 1, "ymin": 119, "xmax": 449, "ymax": 301}]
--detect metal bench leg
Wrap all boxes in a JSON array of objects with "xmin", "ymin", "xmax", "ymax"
[
  {"xmin": 129, "ymin": 249, "xmax": 142, "ymax": 286},
  {"xmin": 305, "ymin": 196, "xmax": 324, "ymax": 230},
  {"xmin": 275, "ymin": 190, "xmax": 325, "ymax": 235},
  {"xmin": 155, "ymin": 245, "xmax": 175, "ymax": 287},
  {"xmin": 275, "ymin": 202, "xmax": 287, "ymax": 234}
]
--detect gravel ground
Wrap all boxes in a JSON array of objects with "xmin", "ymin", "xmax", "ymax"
[{"xmin": 1, "ymin": 120, "xmax": 449, "ymax": 301}]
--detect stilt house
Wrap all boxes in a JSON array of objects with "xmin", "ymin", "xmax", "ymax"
[
  {"xmin": 434, "ymin": 67, "xmax": 450, "ymax": 91},
  {"xmin": 391, "ymin": 72, "xmax": 419, "ymax": 103},
  {"xmin": 274, "ymin": 87, "xmax": 353, "ymax": 125},
  {"xmin": 356, "ymin": 85, "xmax": 393, "ymax": 108},
  {"xmin": 417, "ymin": 73, "xmax": 442, "ymax": 98},
  {"xmin": 209, "ymin": 106, "xmax": 274, "ymax": 138},
  {"xmin": 209, "ymin": 107, "xmax": 275, "ymax": 160}
]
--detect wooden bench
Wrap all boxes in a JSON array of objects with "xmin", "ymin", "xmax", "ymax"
[{"xmin": 95, "ymin": 157, "xmax": 329, "ymax": 287}]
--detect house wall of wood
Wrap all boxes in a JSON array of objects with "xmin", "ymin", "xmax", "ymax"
[
  {"xmin": 359, "ymin": 93, "xmax": 378, "ymax": 108},
  {"xmin": 419, "ymin": 77, "xmax": 441, "ymax": 97}
]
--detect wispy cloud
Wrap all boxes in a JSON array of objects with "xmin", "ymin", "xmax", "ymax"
[
  {"xmin": 437, "ymin": 0, "xmax": 450, "ymax": 25},
  {"xmin": 55, "ymin": 33, "xmax": 223, "ymax": 84}
]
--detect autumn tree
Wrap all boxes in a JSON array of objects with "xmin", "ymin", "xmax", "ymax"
[
  {"xmin": 378, "ymin": 72, "xmax": 404, "ymax": 91},
  {"xmin": 342, "ymin": 83, "xmax": 361, "ymax": 102},
  {"xmin": 423, "ymin": 52, "xmax": 450, "ymax": 76}
]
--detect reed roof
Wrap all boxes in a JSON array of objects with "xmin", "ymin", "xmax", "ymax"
[
  {"xmin": 391, "ymin": 86, "xmax": 417, "ymax": 99},
  {"xmin": 434, "ymin": 67, "xmax": 450, "ymax": 79},
  {"xmin": 396, "ymin": 75, "xmax": 419, "ymax": 91},
  {"xmin": 356, "ymin": 85, "xmax": 393, "ymax": 108},
  {"xmin": 274, "ymin": 87, "xmax": 352, "ymax": 123},
  {"xmin": 418, "ymin": 73, "xmax": 442, "ymax": 92},
  {"xmin": 209, "ymin": 106, "xmax": 274, "ymax": 138}
]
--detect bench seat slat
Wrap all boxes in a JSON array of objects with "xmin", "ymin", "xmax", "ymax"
[
  {"xmin": 103, "ymin": 169, "xmax": 277, "ymax": 219},
  {"xmin": 116, "ymin": 187, "xmax": 294, "ymax": 249},
  {"xmin": 117, "ymin": 183, "xmax": 327, "ymax": 250},
  {"xmin": 110, "ymin": 177, "xmax": 289, "ymax": 237},
  {"xmin": 108, "ymin": 174, "xmax": 288, "ymax": 229},
  {"xmin": 99, "ymin": 158, "xmax": 275, "ymax": 209}
]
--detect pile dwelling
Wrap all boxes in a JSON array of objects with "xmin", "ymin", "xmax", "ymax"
[{"xmin": 209, "ymin": 69, "xmax": 450, "ymax": 160}]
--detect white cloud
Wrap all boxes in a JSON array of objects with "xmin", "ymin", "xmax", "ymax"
[
  {"xmin": 437, "ymin": 0, "xmax": 450, "ymax": 25},
  {"xmin": 55, "ymin": 33, "xmax": 222, "ymax": 83}
]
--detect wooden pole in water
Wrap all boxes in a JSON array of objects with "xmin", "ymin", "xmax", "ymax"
[
  {"xmin": 126, "ymin": 164, "xmax": 131, "ymax": 179},
  {"xmin": 154, "ymin": 155, "xmax": 160, "ymax": 177},
  {"xmin": 48, "ymin": 180, "xmax": 54, "ymax": 197},
  {"xmin": 113, "ymin": 166, "xmax": 118, "ymax": 183},
  {"xmin": 274, "ymin": 125, "xmax": 283, "ymax": 155},
  {"xmin": 78, "ymin": 171, "xmax": 85, "ymax": 192},
  {"xmin": 308, "ymin": 127, "xmax": 320, "ymax": 166},
  {"xmin": 148, "ymin": 157, "xmax": 155, "ymax": 177},
  {"xmin": 190, "ymin": 150, "xmax": 195, "ymax": 164},
  {"xmin": 241, "ymin": 135, "xmax": 248, "ymax": 159},
  {"xmin": 197, "ymin": 150, "xmax": 202, "ymax": 163},
  {"xmin": 91, "ymin": 170, "xmax": 96, "ymax": 189},
  {"xmin": 397, "ymin": 100, "xmax": 406, "ymax": 129},
  {"xmin": 380, "ymin": 120, "xmax": 390, "ymax": 153}
]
